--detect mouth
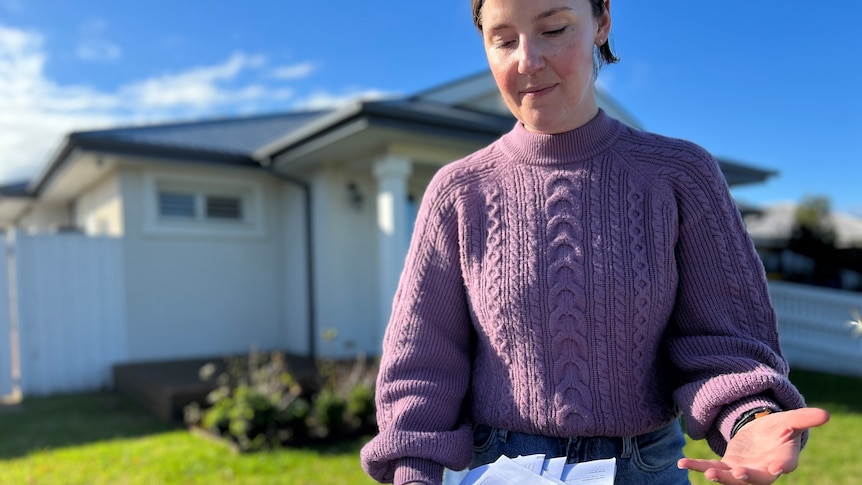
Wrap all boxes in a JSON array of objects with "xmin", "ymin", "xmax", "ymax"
[{"xmin": 520, "ymin": 84, "xmax": 557, "ymax": 97}]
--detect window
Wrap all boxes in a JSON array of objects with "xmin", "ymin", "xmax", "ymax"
[
  {"xmin": 144, "ymin": 173, "xmax": 264, "ymax": 237},
  {"xmin": 205, "ymin": 195, "xmax": 242, "ymax": 220},
  {"xmin": 159, "ymin": 192, "xmax": 196, "ymax": 218},
  {"xmin": 156, "ymin": 191, "xmax": 243, "ymax": 222}
]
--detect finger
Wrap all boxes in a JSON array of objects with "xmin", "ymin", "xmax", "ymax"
[
  {"xmin": 780, "ymin": 407, "xmax": 831, "ymax": 431},
  {"xmin": 705, "ymin": 467, "xmax": 782, "ymax": 485},
  {"xmin": 677, "ymin": 457, "xmax": 730, "ymax": 473},
  {"xmin": 730, "ymin": 466, "xmax": 784, "ymax": 485},
  {"xmin": 703, "ymin": 467, "xmax": 748, "ymax": 485}
]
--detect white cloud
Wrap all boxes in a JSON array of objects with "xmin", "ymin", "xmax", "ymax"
[
  {"xmin": 0, "ymin": 28, "xmax": 307, "ymax": 184},
  {"xmin": 77, "ymin": 38, "xmax": 122, "ymax": 62},
  {"xmin": 0, "ymin": 24, "xmax": 393, "ymax": 187},
  {"xmin": 271, "ymin": 61, "xmax": 317, "ymax": 80},
  {"xmin": 119, "ymin": 52, "xmax": 269, "ymax": 109},
  {"xmin": 0, "ymin": 25, "xmax": 117, "ymax": 183},
  {"xmin": 76, "ymin": 18, "xmax": 122, "ymax": 62},
  {"xmin": 295, "ymin": 89, "xmax": 394, "ymax": 110}
]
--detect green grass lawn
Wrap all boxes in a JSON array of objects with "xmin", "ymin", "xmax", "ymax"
[
  {"xmin": 0, "ymin": 368, "xmax": 859, "ymax": 484},
  {"xmin": 0, "ymin": 393, "xmax": 378, "ymax": 485}
]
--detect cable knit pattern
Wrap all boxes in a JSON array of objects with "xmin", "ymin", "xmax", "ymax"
[
  {"xmin": 545, "ymin": 171, "xmax": 591, "ymax": 430},
  {"xmin": 360, "ymin": 110, "xmax": 806, "ymax": 485},
  {"xmin": 482, "ymin": 184, "xmax": 516, "ymax": 429},
  {"xmin": 586, "ymin": 162, "xmax": 612, "ymax": 433}
]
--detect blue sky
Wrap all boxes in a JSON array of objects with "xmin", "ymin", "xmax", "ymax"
[{"xmin": 1, "ymin": 1, "xmax": 860, "ymax": 213}]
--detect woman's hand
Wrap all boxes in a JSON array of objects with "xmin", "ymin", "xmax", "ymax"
[{"xmin": 677, "ymin": 407, "xmax": 829, "ymax": 485}]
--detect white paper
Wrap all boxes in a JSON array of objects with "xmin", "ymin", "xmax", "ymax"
[
  {"xmin": 561, "ymin": 458, "xmax": 616, "ymax": 484},
  {"xmin": 457, "ymin": 455, "xmax": 615, "ymax": 485},
  {"xmin": 509, "ymin": 454, "xmax": 547, "ymax": 475},
  {"xmin": 542, "ymin": 456, "xmax": 567, "ymax": 479}
]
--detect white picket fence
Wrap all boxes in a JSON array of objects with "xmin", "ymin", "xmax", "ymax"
[
  {"xmin": 1, "ymin": 231, "xmax": 126, "ymax": 398},
  {"xmin": 770, "ymin": 280, "xmax": 862, "ymax": 377},
  {"xmin": 0, "ymin": 233, "xmax": 13, "ymax": 398}
]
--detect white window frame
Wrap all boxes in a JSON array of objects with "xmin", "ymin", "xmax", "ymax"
[{"xmin": 142, "ymin": 172, "xmax": 265, "ymax": 238}]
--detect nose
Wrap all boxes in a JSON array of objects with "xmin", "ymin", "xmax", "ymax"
[{"xmin": 517, "ymin": 37, "xmax": 545, "ymax": 74}]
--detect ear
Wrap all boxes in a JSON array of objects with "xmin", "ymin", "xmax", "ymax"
[{"xmin": 596, "ymin": 0, "xmax": 612, "ymax": 43}]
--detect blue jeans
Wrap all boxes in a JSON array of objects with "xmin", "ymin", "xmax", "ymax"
[{"xmin": 470, "ymin": 419, "xmax": 690, "ymax": 484}]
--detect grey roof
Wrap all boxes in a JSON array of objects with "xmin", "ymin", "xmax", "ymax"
[
  {"xmin": 745, "ymin": 203, "xmax": 862, "ymax": 249},
  {"xmin": 28, "ymin": 110, "xmax": 333, "ymax": 195},
  {"xmin": 256, "ymin": 97, "xmax": 516, "ymax": 160},
  {"xmin": 72, "ymin": 110, "xmax": 331, "ymax": 156},
  {"xmin": 715, "ymin": 157, "xmax": 777, "ymax": 187},
  {"xmin": 0, "ymin": 180, "xmax": 31, "ymax": 198}
]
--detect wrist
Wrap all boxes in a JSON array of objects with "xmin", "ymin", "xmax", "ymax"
[{"xmin": 730, "ymin": 406, "xmax": 780, "ymax": 439}]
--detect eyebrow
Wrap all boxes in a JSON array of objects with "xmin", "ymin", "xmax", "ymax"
[
  {"xmin": 536, "ymin": 6, "xmax": 573, "ymax": 21},
  {"xmin": 486, "ymin": 6, "xmax": 574, "ymax": 33}
]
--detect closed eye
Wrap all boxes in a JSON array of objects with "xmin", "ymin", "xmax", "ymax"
[
  {"xmin": 544, "ymin": 27, "xmax": 567, "ymax": 37},
  {"xmin": 492, "ymin": 38, "xmax": 517, "ymax": 49}
]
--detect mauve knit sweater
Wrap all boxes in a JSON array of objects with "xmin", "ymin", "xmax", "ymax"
[{"xmin": 360, "ymin": 110, "xmax": 806, "ymax": 485}]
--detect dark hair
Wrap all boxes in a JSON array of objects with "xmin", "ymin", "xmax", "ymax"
[{"xmin": 471, "ymin": 0, "xmax": 619, "ymax": 66}]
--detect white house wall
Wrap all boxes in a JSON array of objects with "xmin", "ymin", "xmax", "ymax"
[
  {"xmin": 280, "ymin": 181, "xmax": 311, "ymax": 355},
  {"xmin": 311, "ymin": 168, "xmax": 380, "ymax": 357},
  {"xmin": 17, "ymin": 203, "xmax": 72, "ymax": 233},
  {"xmin": 119, "ymin": 164, "xmax": 295, "ymax": 362},
  {"xmin": 75, "ymin": 171, "xmax": 123, "ymax": 237}
]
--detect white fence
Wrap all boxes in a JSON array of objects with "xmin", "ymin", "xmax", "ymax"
[
  {"xmin": 770, "ymin": 280, "xmax": 862, "ymax": 377},
  {"xmin": 0, "ymin": 234, "xmax": 13, "ymax": 397},
  {"xmin": 2, "ymin": 231, "xmax": 126, "ymax": 397}
]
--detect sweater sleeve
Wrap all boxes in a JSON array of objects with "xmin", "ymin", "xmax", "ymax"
[
  {"xmin": 663, "ymin": 147, "xmax": 806, "ymax": 456},
  {"xmin": 360, "ymin": 173, "xmax": 474, "ymax": 485}
]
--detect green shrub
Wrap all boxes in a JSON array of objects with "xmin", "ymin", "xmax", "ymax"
[
  {"xmin": 276, "ymin": 397, "xmax": 311, "ymax": 442},
  {"xmin": 312, "ymin": 388, "xmax": 348, "ymax": 437},
  {"xmin": 347, "ymin": 384, "xmax": 376, "ymax": 431},
  {"xmin": 186, "ymin": 345, "xmax": 378, "ymax": 452}
]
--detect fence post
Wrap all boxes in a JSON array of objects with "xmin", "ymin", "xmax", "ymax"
[{"xmin": 0, "ymin": 230, "xmax": 21, "ymax": 402}]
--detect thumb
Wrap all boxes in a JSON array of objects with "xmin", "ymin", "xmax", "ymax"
[{"xmin": 778, "ymin": 407, "xmax": 830, "ymax": 431}]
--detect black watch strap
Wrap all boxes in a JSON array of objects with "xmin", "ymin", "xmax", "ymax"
[{"xmin": 730, "ymin": 406, "xmax": 777, "ymax": 439}]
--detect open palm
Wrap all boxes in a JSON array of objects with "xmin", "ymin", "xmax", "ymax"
[{"xmin": 678, "ymin": 407, "xmax": 830, "ymax": 485}]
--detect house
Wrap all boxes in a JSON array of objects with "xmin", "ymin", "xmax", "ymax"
[
  {"xmin": 0, "ymin": 71, "xmax": 777, "ymax": 396},
  {"xmin": 744, "ymin": 203, "xmax": 862, "ymax": 291}
]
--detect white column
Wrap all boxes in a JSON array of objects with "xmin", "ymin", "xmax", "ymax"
[{"xmin": 373, "ymin": 155, "xmax": 413, "ymax": 346}]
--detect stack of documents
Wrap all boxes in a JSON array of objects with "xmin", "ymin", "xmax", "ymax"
[{"xmin": 443, "ymin": 455, "xmax": 616, "ymax": 485}]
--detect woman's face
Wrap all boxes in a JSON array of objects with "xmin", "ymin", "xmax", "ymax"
[{"xmin": 480, "ymin": 0, "xmax": 610, "ymax": 134}]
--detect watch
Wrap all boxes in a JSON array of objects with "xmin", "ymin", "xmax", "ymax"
[{"xmin": 730, "ymin": 406, "xmax": 777, "ymax": 439}]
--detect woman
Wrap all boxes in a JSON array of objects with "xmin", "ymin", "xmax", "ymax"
[{"xmin": 360, "ymin": 1, "xmax": 829, "ymax": 484}]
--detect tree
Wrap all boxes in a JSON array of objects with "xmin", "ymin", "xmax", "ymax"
[
  {"xmin": 792, "ymin": 195, "xmax": 836, "ymax": 246},
  {"xmin": 788, "ymin": 195, "xmax": 839, "ymax": 287}
]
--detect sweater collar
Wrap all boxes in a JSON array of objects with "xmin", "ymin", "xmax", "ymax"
[{"xmin": 498, "ymin": 109, "xmax": 623, "ymax": 166}]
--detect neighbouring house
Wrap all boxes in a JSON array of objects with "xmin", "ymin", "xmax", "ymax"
[
  {"xmin": 0, "ymin": 71, "xmax": 778, "ymax": 398},
  {"xmin": 744, "ymin": 203, "xmax": 862, "ymax": 291}
]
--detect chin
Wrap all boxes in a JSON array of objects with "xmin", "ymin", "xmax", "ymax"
[
  {"xmin": 522, "ymin": 118, "xmax": 569, "ymax": 135},
  {"xmin": 516, "ymin": 108, "xmax": 569, "ymax": 134}
]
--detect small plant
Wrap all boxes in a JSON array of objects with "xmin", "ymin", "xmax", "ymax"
[
  {"xmin": 311, "ymin": 388, "xmax": 348, "ymax": 437},
  {"xmin": 185, "ymin": 350, "xmax": 309, "ymax": 452},
  {"xmin": 185, "ymin": 336, "xmax": 378, "ymax": 452}
]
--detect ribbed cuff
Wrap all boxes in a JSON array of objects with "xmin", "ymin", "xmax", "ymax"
[
  {"xmin": 393, "ymin": 457, "xmax": 444, "ymax": 485},
  {"xmin": 716, "ymin": 396, "xmax": 780, "ymax": 443}
]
